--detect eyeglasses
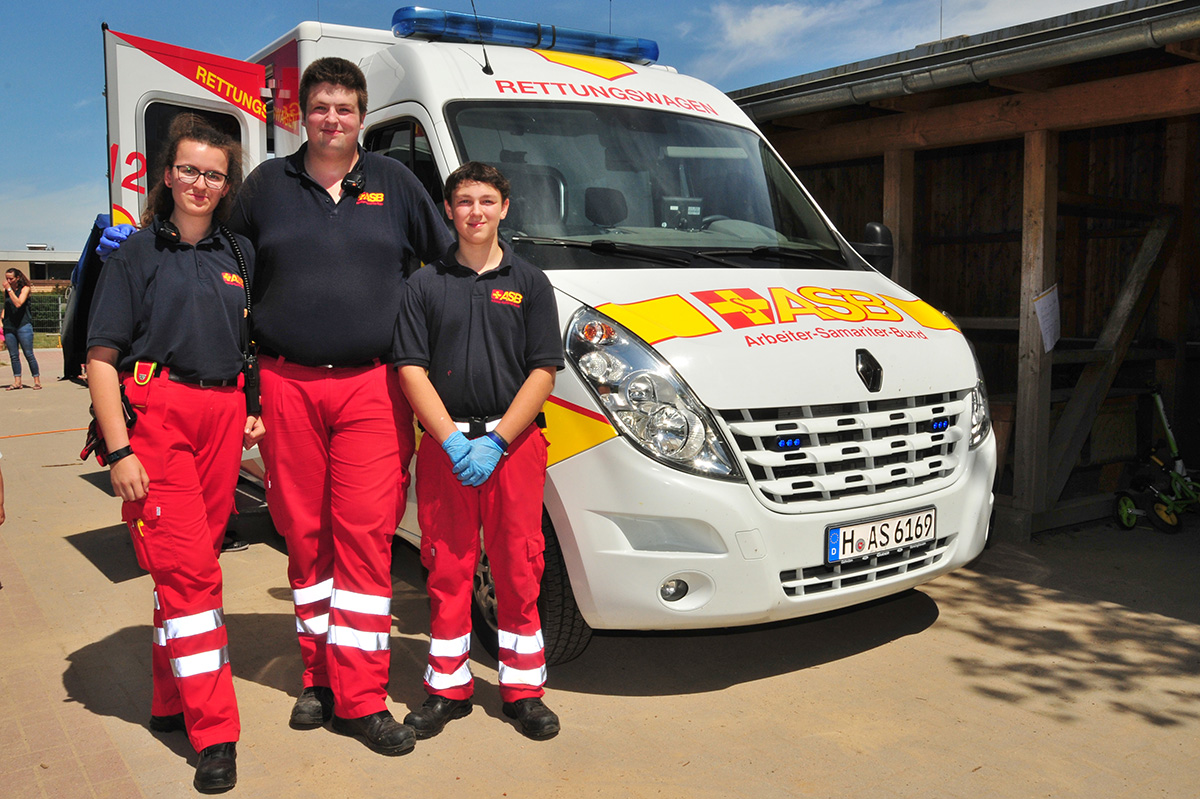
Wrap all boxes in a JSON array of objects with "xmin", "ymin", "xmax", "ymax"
[{"xmin": 173, "ymin": 164, "xmax": 228, "ymax": 188}]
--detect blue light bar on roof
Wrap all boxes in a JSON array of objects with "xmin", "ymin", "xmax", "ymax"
[{"xmin": 392, "ymin": 6, "xmax": 660, "ymax": 65}]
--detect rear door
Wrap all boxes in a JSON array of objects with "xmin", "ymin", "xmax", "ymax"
[{"xmin": 102, "ymin": 25, "xmax": 268, "ymax": 226}]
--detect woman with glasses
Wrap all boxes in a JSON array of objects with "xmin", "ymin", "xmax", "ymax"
[
  {"xmin": 87, "ymin": 114, "xmax": 264, "ymax": 794},
  {"xmin": 2, "ymin": 267, "xmax": 41, "ymax": 390}
]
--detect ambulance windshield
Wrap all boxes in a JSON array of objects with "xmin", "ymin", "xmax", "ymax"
[{"xmin": 446, "ymin": 102, "xmax": 848, "ymax": 270}]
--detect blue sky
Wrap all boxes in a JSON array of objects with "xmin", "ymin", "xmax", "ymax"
[{"xmin": 1, "ymin": 0, "xmax": 1099, "ymax": 252}]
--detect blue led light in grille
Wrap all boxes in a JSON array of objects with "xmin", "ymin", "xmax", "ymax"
[{"xmin": 931, "ymin": 418, "xmax": 949, "ymax": 432}]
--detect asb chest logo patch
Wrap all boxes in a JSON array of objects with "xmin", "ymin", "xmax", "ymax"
[
  {"xmin": 221, "ymin": 272, "xmax": 244, "ymax": 288},
  {"xmin": 356, "ymin": 192, "xmax": 385, "ymax": 206},
  {"xmin": 491, "ymin": 289, "xmax": 523, "ymax": 307}
]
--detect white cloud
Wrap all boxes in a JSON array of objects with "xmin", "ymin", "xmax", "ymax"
[
  {"xmin": 0, "ymin": 180, "xmax": 110, "ymax": 254},
  {"xmin": 681, "ymin": 0, "xmax": 1118, "ymax": 90},
  {"xmin": 941, "ymin": 0, "xmax": 1100, "ymax": 40},
  {"xmin": 684, "ymin": 0, "xmax": 890, "ymax": 86}
]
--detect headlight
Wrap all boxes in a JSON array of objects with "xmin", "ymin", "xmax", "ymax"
[
  {"xmin": 969, "ymin": 378, "xmax": 991, "ymax": 449},
  {"xmin": 566, "ymin": 307, "xmax": 742, "ymax": 480}
]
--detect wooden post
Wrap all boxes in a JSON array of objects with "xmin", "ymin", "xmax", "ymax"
[
  {"xmin": 883, "ymin": 149, "xmax": 915, "ymax": 289},
  {"xmin": 1005, "ymin": 130, "xmax": 1058, "ymax": 541},
  {"xmin": 1157, "ymin": 117, "xmax": 1197, "ymax": 427}
]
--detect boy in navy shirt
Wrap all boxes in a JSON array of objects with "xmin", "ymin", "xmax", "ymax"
[{"xmin": 395, "ymin": 162, "xmax": 564, "ymax": 740}]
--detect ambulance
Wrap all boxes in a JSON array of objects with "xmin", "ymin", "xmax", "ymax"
[{"xmin": 102, "ymin": 7, "xmax": 996, "ymax": 665}]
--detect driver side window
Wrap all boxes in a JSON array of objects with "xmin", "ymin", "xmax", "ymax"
[{"xmin": 364, "ymin": 119, "xmax": 444, "ymax": 205}]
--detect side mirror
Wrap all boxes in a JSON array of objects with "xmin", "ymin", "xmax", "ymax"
[{"xmin": 854, "ymin": 222, "xmax": 894, "ymax": 277}]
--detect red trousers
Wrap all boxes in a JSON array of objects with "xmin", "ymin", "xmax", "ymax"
[
  {"xmin": 121, "ymin": 374, "xmax": 243, "ymax": 752},
  {"xmin": 416, "ymin": 424, "xmax": 548, "ymax": 703},
  {"xmin": 259, "ymin": 358, "xmax": 413, "ymax": 718}
]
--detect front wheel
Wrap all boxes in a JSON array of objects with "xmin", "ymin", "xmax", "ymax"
[
  {"xmin": 1113, "ymin": 491, "xmax": 1140, "ymax": 530},
  {"xmin": 1149, "ymin": 500, "xmax": 1182, "ymax": 533},
  {"xmin": 471, "ymin": 509, "xmax": 593, "ymax": 666}
]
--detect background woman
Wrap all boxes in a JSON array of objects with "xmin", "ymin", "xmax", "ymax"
[
  {"xmin": 3, "ymin": 268, "xmax": 41, "ymax": 390},
  {"xmin": 87, "ymin": 114, "xmax": 263, "ymax": 794}
]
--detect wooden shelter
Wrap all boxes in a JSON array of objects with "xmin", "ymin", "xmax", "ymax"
[{"xmin": 730, "ymin": 0, "xmax": 1200, "ymax": 540}]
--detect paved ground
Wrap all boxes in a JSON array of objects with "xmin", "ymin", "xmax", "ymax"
[{"xmin": 2, "ymin": 348, "xmax": 1198, "ymax": 798}]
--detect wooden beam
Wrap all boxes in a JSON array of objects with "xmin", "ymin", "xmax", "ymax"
[
  {"xmin": 772, "ymin": 61, "xmax": 1200, "ymax": 166},
  {"xmin": 883, "ymin": 149, "xmax": 915, "ymax": 289},
  {"xmin": 1012, "ymin": 130, "xmax": 1058, "ymax": 538},
  {"xmin": 1166, "ymin": 39, "xmax": 1200, "ymax": 61},
  {"xmin": 1157, "ymin": 118, "xmax": 1198, "ymax": 424},
  {"xmin": 1057, "ymin": 191, "xmax": 1168, "ymax": 221},
  {"xmin": 1045, "ymin": 214, "xmax": 1175, "ymax": 503}
]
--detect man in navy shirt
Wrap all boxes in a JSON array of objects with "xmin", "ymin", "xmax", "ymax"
[
  {"xmin": 396, "ymin": 162, "xmax": 564, "ymax": 741},
  {"xmin": 227, "ymin": 57, "xmax": 451, "ymax": 756}
]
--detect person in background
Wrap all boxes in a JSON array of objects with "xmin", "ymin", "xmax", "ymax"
[
  {"xmin": 87, "ymin": 114, "xmax": 263, "ymax": 794},
  {"xmin": 396, "ymin": 162, "xmax": 564, "ymax": 741},
  {"xmin": 3, "ymin": 268, "xmax": 42, "ymax": 390}
]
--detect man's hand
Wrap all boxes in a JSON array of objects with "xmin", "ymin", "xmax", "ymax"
[
  {"xmin": 96, "ymin": 224, "xmax": 137, "ymax": 261},
  {"xmin": 452, "ymin": 435, "xmax": 505, "ymax": 487},
  {"xmin": 243, "ymin": 415, "xmax": 266, "ymax": 449}
]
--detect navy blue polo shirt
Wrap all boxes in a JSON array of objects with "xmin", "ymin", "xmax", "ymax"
[
  {"xmin": 227, "ymin": 144, "xmax": 453, "ymax": 366},
  {"xmin": 87, "ymin": 217, "xmax": 254, "ymax": 380},
  {"xmin": 394, "ymin": 242, "xmax": 564, "ymax": 419}
]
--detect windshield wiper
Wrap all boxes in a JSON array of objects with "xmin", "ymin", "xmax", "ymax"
[
  {"xmin": 700, "ymin": 245, "xmax": 846, "ymax": 269},
  {"xmin": 513, "ymin": 236, "xmax": 693, "ymax": 267}
]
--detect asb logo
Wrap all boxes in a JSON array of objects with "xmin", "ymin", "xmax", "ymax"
[
  {"xmin": 491, "ymin": 289, "xmax": 523, "ymax": 307},
  {"xmin": 221, "ymin": 272, "xmax": 244, "ymax": 288},
  {"xmin": 693, "ymin": 288, "xmax": 774, "ymax": 328},
  {"xmin": 356, "ymin": 192, "xmax": 385, "ymax": 206}
]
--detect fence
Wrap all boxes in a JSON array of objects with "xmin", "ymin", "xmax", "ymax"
[{"xmin": 28, "ymin": 292, "xmax": 69, "ymax": 336}]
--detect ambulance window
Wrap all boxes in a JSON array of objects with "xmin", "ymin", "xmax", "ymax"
[
  {"xmin": 365, "ymin": 120, "xmax": 444, "ymax": 204},
  {"xmin": 143, "ymin": 103, "xmax": 241, "ymax": 185}
]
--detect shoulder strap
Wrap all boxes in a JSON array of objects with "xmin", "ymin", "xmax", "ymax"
[{"xmin": 219, "ymin": 225, "xmax": 253, "ymax": 359}]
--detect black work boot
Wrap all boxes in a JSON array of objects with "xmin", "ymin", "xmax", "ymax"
[
  {"xmin": 148, "ymin": 712, "xmax": 186, "ymax": 733},
  {"xmin": 403, "ymin": 695, "xmax": 473, "ymax": 739},
  {"xmin": 289, "ymin": 686, "xmax": 334, "ymax": 729},
  {"xmin": 331, "ymin": 709, "xmax": 416, "ymax": 755},
  {"xmin": 502, "ymin": 697, "xmax": 561, "ymax": 740},
  {"xmin": 193, "ymin": 742, "xmax": 237, "ymax": 794}
]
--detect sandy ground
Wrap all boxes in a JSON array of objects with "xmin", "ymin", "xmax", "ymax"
[{"xmin": 2, "ymin": 348, "xmax": 1197, "ymax": 798}]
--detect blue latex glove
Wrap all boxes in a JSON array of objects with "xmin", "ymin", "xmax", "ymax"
[
  {"xmin": 96, "ymin": 224, "xmax": 137, "ymax": 261},
  {"xmin": 441, "ymin": 430, "xmax": 472, "ymax": 468},
  {"xmin": 452, "ymin": 435, "xmax": 505, "ymax": 487}
]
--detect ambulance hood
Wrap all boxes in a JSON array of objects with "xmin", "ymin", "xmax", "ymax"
[{"xmin": 548, "ymin": 268, "xmax": 979, "ymax": 410}]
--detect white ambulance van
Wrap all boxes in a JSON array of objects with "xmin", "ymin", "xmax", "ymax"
[{"xmin": 103, "ymin": 7, "xmax": 996, "ymax": 664}]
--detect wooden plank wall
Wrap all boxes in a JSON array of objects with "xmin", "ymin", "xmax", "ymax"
[{"xmin": 793, "ymin": 119, "xmax": 1196, "ymax": 403}]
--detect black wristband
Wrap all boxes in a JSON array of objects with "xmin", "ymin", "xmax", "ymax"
[{"xmin": 107, "ymin": 445, "xmax": 134, "ymax": 465}]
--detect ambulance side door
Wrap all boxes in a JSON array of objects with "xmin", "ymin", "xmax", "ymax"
[{"xmin": 103, "ymin": 25, "xmax": 269, "ymax": 226}]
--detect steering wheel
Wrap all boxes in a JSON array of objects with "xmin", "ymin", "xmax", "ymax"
[{"xmin": 699, "ymin": 214, "xmax": 731, "ymax": 229}]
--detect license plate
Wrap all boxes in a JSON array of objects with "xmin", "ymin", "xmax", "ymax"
[{"xmin": 825, "ymin": 507, "xmax": 936, "ymax": 564}]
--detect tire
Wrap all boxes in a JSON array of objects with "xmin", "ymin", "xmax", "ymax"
[
  {"xmin": 471, "ymin": 509, "xmax": 593, "ymax": 667},
  {"xmin": 1149, "ymin": 500, "xmax": 1182, "ymax": 534},
  {"xmin": 1113, "ymin": 492, "xmax": 1140, "ymax": 530}
]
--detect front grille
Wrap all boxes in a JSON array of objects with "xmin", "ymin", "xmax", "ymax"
[
  {"xmin": 718, "ymin": 390, "xmax": 969, "ymax": 511},
  {"xmin": 779, "ymin": 534, "xmax": 956, "ymax": 596}
]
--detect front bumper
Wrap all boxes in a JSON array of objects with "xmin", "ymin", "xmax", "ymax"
[{"xmin": 544, "ymin": 429, "xmax": 996, "ymax": 630}]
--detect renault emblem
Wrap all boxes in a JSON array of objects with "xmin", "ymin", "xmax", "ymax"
[{"xmin": 856, "ymin": 349, "xmax": 883, "ymax": 392}]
